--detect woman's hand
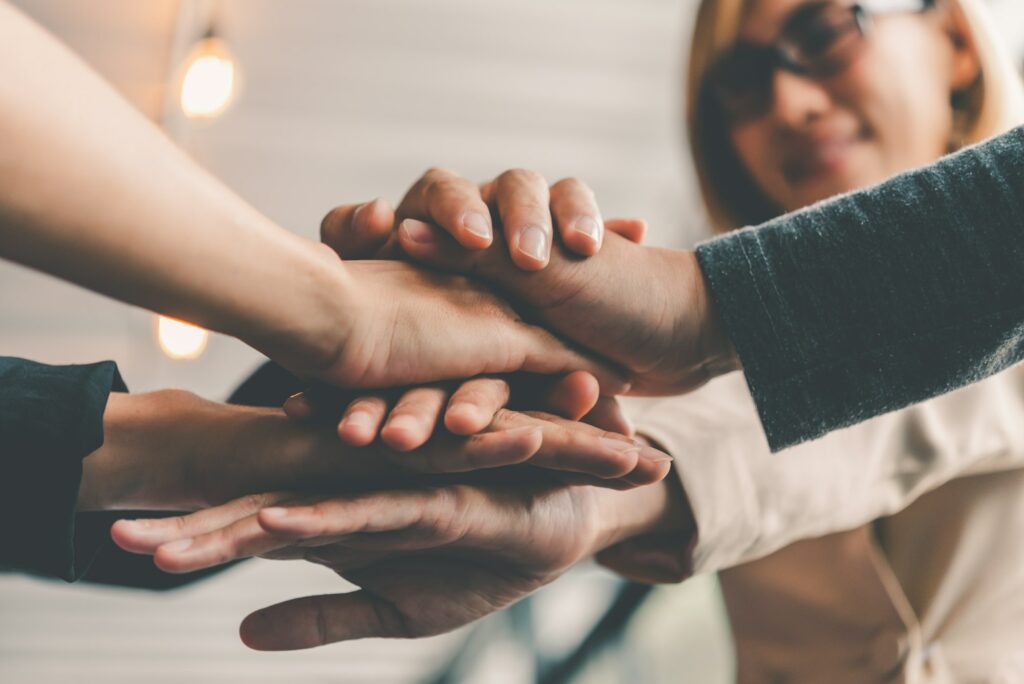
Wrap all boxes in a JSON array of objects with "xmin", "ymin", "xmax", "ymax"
[{"xmin": 111, "ymin": 470, "xmax": 690, "ymax": 648}]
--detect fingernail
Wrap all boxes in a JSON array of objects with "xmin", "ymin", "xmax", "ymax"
[
  {"xmin": 120, "ymin": 518, "xmax": 151, "ymax": 528},
  {"xmin": 462, "ymin": 212, "xmax": 492, "ymax": 240},
  {"xmin": 261, "ymin": 507, "xmax": 290, "ymax": 520},
  {"xmin": 401, "ymin": 218, "xmax": 438, "ymax": 244},
  {"xmin": 517, "ymin": 225, "xmax": 548, "ymax": 262},
  {"xmin": 352, "ymin": 200, "xmax": 376, "ymax": 230},
  {"xmin": 640, "ymin": 446, "xmax": 674, "ymax": 463},
  {"xmin": 343, "ymin": 411, "xmax": 373, "ymax": 430},
  {"xmin": 160, "ymin": 538, "xmax": 193, "ymax": 553},
  {"xmin": 386, "ymin": 414, "xmax": 422, "ymax": 434},
  {"xmin": 287, "ymin": 391, "xmax": 305, "ymax": 401},
  {"xmin": 573, "ymin": 216, "xmax": 602, "ymax": 244},
  {"xmin": 600, "ymin": 437, "xmax": 641, "ymax": 454}
]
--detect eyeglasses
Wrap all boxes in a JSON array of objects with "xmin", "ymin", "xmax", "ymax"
[{"xmin": 705, "ymin": 0, "xmax": 936, "ymax": 123}]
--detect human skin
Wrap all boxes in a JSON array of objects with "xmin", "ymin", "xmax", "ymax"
[
  {"xmin": 112, "ymin": 0, "xmax": 983, "ymax": 651},
  {"xmin": 727, "ymin": 0, "xmax": 980, "ymax": 214},
  {"xmin": 79, "ymin": 388, "xmax": 674, "ymax": 514},
  {"xmin": 0, "ymin": 2, "xmax": 623, "ymax": 394}
]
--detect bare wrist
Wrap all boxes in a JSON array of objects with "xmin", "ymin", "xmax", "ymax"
[
  {"xmin": 79, "ymin": 390, "xmax": 217, "ymax": 512},
  {"xmin": 591, "ymin": 471, "xmax": 693, "ymax": 554},
  {"xmin": 681, "ymin": 250, "xmax": 740, "ymax": 378},
  {"xmin": 235, "ymin": 237, "xmax": 356, "ymax": 379}
]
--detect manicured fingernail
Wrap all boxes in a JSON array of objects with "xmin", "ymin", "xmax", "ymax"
[
  {"xmin": 386, "ymin": 414, "xmax": 422, "ymax": 434},
  {"xmin": 401, "ymin": 218, "xmax": 438, "ymax": 244},
  {"xmin": 343, "ymin": 411, "xmax": 373, "ymax": 431},
  {"xmin": 517, "ymin": 225, "xmax": 548, "ymax": 262},
  {"xmin": 573, "ymin": 216, "xmax": 602, "ymax": 244},
  {"xmin": 462, "ymin": 212, "xmax": 492, "ymax": 240},
  {"xmin": 160, "ymin": 538, "xmax": 193, "ymax": 553},
  {"xmin": 261, "ymin": 507, "xmax": 290, "ymax": 520},
  {"xmin": 600, "ymin": 437, "xmax": 639, "ymax": 452}
]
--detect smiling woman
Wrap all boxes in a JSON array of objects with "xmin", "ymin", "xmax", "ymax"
[{"xmin": 688, "ymin": 0, "xmax": 1024, "ymax": 231}]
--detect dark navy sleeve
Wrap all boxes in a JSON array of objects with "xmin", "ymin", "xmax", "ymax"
[
  {"xmin": 0, "ymin": 356, "xmax": 125, "ymax": 580},
  {"xmin": 697, "ymin": 125, "xmax": 1024, "ymax": 451}
]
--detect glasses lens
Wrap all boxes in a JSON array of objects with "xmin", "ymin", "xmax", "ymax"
[
  {"xmin": 708, "ymin": 47, "xmax": 775, "ymax": 122},
  {"xmin": 783, "ymin": 3, "xmax": 865, "ymax": 75}
]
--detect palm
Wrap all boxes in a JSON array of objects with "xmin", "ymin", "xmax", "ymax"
[{"xmin": 241, "ymin": 484, "xmax": 602, "ymax": 647}]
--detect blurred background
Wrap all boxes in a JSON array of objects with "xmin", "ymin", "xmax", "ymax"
[{"xmin": 1, "ymin": 1, "xmax": 1022, "ymax": 682}]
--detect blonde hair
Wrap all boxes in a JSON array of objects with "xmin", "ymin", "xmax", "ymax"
[{"xmin": 686, "ymin": 0, "xmax": 1024, "ymax": 232}]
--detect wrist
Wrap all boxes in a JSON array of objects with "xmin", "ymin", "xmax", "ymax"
[
  {"xmin": 590, "ymin": 469, "xmax": 694, "ymax": 554},
  {"xmin": 235, "ymin": 237, "xmax": 357, "ymax": 380},
  {"xmin": 681, "ymin": 250, "xmax": 740, "ymax": 379},
  {"xmin": 79, "ymin": 390, "xmax": 213, "ymax": 511}
]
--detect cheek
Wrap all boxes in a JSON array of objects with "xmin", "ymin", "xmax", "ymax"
[
  {"xmin": 841, "ymin": 27, "xmax": 956, "ymax": 172},
  {"xmin": 730, "ymin": 126, "xmax": 783, "ymax": 191}
]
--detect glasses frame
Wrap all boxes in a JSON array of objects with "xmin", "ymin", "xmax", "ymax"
[{"xmin": 708, "ymin": 0, "xmax": 937, "ymax": 121}]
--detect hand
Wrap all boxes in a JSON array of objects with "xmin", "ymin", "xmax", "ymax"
[
  {"xmin": 320, "ymin": 169, "xmax": 647, "ymax": 271},
  {"xmin": 80, "ymin": 392, "xmax": 672, "ymax": 513},
  {"xmin": 289, "ymin": 257, "xmax": 628, "ymax": 394},
  {"xmin": 320, "ymin": 171, "xmax": 737, "ymax": 395},
  {"xmin": 285, "ymin": 370, "xmax": 633, "ymax": 450},
  {"xmin": 111, "ymin": 472, "xmax": 691, "ymax": 648}
]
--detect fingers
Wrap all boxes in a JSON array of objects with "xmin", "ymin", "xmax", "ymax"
[
  {"xmin": 549, "ymin": 177, "xmax": 603, "ymax": 256},
  {"xmin": 537, "ymin": 371, "xmax": 600, "ymax": 420},
  {"xmin": 486, "ymin": 169, "xmax": 553, "ymax": 270},
  {"xmin": 379, "ymin": 385, "xmax": 448, "ymax": 450},
  {"xmin": 240, "ymin": 591, "xmax": 411, "ymax": 648},
  {"xmin": 110, "ymin": 492, "xmax": 289, "ymax": 555},
  {"xmin": 439, "ymin": 409, "xmax": 665, "ymax": 480},
  {"xmin": 444, "ymin": 377, "xmax": 511, "ymax": 436},
  {"xmin": 397, "ymin": 167, "xmax": 493, "ymax": 249},
  {"xmin": 153, "ymin": 490, "xmax": 448, "ymax": 574},
  {"xmin": 582, "ymin": 396, "xmax": 635, "ymax": 437},
  {"xmin": 604, "ymin": 217, "xmax": 647, "ymax": 244},
  {"xmin": 337, "ymin": 395, "xmax": 391, "ymax": 446},
  {"xmin": 320, "ymin": 198, "xmax": 396, "ymax": 259}
]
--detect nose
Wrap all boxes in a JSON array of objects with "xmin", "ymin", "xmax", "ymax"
[{"xmin": 769, "ymin": 69, "xmax": 832, "ymax": 127}]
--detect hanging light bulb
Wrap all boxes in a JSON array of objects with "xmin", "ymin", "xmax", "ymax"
[
  {"xmin": 179, "ymin": 29, "xmax": 237, "ymax": 119},
  {"xmin": 156, "ymin": 316, "xmax": 209, "ymax": 360}
]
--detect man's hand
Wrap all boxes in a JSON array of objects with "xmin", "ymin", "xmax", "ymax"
[
  {"xmin": 111, "ymin": 471, "xmax": 692, "ymax": 648},
  {"xmin": 79, "ymin": 392, "xmax": 672, "ymax": 513}
]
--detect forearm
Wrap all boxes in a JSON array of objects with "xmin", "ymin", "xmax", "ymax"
[
  {"xmin": 0, "ymin": 3, "xmax": 351, "ymax": 365},
  {"xmin": 696, "ymin": 125, "xmax": 1024, "ymax": 451},
  {"xmin": 79, "ymin": 392, "xmax": 387, "ymax": 513}
]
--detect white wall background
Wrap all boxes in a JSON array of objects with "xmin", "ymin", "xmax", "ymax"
[{"xmin": 1, "ymin": 1, "xmax": 1022, "ymax": 682}]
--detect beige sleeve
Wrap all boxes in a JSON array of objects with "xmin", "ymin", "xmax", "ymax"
[{"xmin": 620, "ymin": 365, "xmax": 1024, "ymax": 576}]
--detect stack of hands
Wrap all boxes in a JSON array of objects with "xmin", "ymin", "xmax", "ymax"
[{"xmin": 94, "ymin": 169, "xmax": 736, "ymax": 650}]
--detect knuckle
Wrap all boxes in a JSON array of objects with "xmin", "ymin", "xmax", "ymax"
[
  {"xmin": 241, "ymin": 493, "xmax": 269, "ymax": 511},
  {"xmin": 422, "ymin": 166, "xmax": 455, "ymax": 181},
  {"xmin": 499, "ymin": 167, "xmax": 545, "ymax": 187}
]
